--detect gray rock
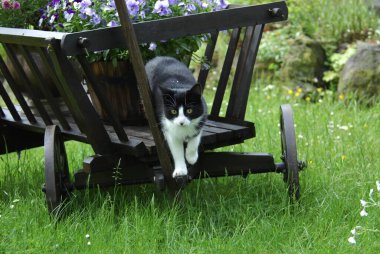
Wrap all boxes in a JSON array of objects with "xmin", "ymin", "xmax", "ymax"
[
  {"xmin": 280, "ymin": 35, "xmax": 326, "ymax": 87},
  {"xmin": 338, "ymin": 42, "xmax": 380, "ymax": 104}
]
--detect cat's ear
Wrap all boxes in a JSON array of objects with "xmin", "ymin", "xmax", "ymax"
[{"xmin": 189, "ymin": 83, "xmax": 203, "ymax": 98}]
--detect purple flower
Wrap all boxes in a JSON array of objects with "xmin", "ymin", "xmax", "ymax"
[
  {"xmin": 12, "ymin": 1, "xmax": 21, "ymax": 9},
  {"xmin": 84, "ymin": 7, "xmax": 95, "ymax": 16},
  {"xmin": 168, "ymin": 0, "xmax": 177, "ymax": 4},
  {"xmin": 215, "ymin": 0, "xmax": 228, "ymax": 10},
  {"xmin": 126, "ymin": 0, "xmax": 139, "ymax": 16},
  {"xmin": 1, "ymin": 0, "xmax": 12, "ymax": 9},
  {"xmin": 80, "ymin": 0, "xmax": 92, "ymax": 9},
  {"xmin": 107, "ymin": 20, "xmax": 118, "ymax": 27},
  {"xmin": 153, "ymin": 0, "xmax": 172, "ymax": 16},
  {"xmin": 64, "ymin": 10, "xmax": 74, "ymax": 22},
  {"xmin": 186, "ymin": 4, "xmax": 196, "ymax": 13},
  {"xmin": 91, "ymin": 13, "xmax": 101, "ymax": 25},
  {"xmin": 148, "ymin": 42, "xmax": 157, "ymax": 51}
]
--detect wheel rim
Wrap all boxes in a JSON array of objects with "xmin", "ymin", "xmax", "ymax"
[
  {"xmin": 44, "ymin": 125, "xmax": 70, "ymax": 213},
  {"xmin": 280, "ymin": 105, "xmax": 300, "ymax": 199}
]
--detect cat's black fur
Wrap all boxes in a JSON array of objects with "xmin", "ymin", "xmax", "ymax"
[{"xmin": 146, "ymin": 56, "xmax": 207, "ymax": 128}]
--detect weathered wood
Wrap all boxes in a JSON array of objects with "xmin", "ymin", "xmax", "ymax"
[
  {"xmin": 0, "ymin": 124, "xmax": 44, "ymax": 155},
  {"xmin": 210, "ymin": 28, "xmax": 241, "ymax": 117},
  {"xmin": 0, "ymin": 77, "xmax": 21, "ymax": 121},
  {"xmin": 62, "ymin": 1, "xmax": 288, "ymax": 56},
  {"xmin": 226, "ymin": 26, "xmax": 255, "ymax": 120},
  {"xmin": 2, "ymin": 43, "xmax": 53, "ymax": 125},
  {"xmin": 197, "ymin": 32, "xmax": 218, "ymax": 87},
  {"xmin": 1, "ymin": 108, "xmax": 149, "ymax": 157},
  {"xmin": 0, "ymin": 55, "xmax": 36, "ymax": 123},
  {"xmin": 114, "ymin": 0, "xmax": 175, "ymax": 187},
  {"xmin": 77, "ymin": 55, "xmax": 129, "ymax": 142},
  {"xmin": 227, "ymin": 24, "xmax": 264, "ymax": 120},
  {"xmin": 17, "ymin": 45, "xmax": 71, "ymax": 130},
  {"xmin": 194, "ymin": 152, "xmax": 277, "ymax": 178},
  {"xmin": 0, "ymin": 27, "xmax": 66, "ymax": 47},
  {"xmin": 47, "ymin": 39, "xmax": 114, "ymax": 155}
]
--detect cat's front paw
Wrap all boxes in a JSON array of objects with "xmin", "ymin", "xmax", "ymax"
[
  {"xmin": 172, "ymin": 166, "xmax": 188, "ymax": 178},
  {"xmin": 185, "ymin": 150, "xmax": 198, "ymax": 165}
]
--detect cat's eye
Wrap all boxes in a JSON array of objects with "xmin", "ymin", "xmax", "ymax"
[
  {"xmin": 170, "ymin": 109, "xmax": 177, "ymax": 115},
  {"xmin": 186, "ymin": 108, "xmax": 193, "ymax": 114}
]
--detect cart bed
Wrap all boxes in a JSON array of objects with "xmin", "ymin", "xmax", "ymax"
[{"xmin": 1, "ymin": 107, "xmax": 254, "ymax": 157}]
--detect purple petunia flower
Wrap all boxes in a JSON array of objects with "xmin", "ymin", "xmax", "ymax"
[
  {"xmin": 153, "ymin": 0, "xmax": 172, "ymax": 16},
  {"xmin": 126, "ymin": 0, "xmax": 139, "ymax": 16}
]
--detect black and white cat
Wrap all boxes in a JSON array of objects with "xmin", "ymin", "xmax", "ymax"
[{"xmin": 146, "ymin": 56, "xmax": 207, "ymax": 177}]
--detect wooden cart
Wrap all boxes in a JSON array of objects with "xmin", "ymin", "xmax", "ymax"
[{"xmin": 0, "ymin": 0, "xmax": 305, "ymax": 212}]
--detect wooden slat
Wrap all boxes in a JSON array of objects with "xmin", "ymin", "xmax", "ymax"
[
  {"xmin": 226, "ymin": 26, "xmax": 255, "ymax": 120},
  {"xmin": 62, "ymin": 1, "xmax": 288, "ymax": 56},
  {"xmin": 0, "ymin": 55, "xmax": 36, "ymax": 123},
  {"xmin": 0, "ymin": 27, "xmax": 66, "ymax": 47},
  {"xmin": 0, "ymin": 78, "xmax": 21, "ymax": 121},
  {"xmin": 197, "ymin": 32, "xmax": 218, "ymax": 87},
  {"xmin": 1, "ymin": 108, "xmax": 148, "ymax": 157},
  {"xmin": 77, "ymin": 55, "xmax": 128, "ymax": 142},
  {"xmin": 47, "ymin": 38, "xmax": 114, "ymax": 155},
  {"xmin": 114, "ymin": 0, "xmax": 175, "ymax": 186},
  {"xmin": 229, "ymin": 24, "xmax": 264, "ymax": 120},
  {"xmin": 17, "ymin": 45, "xmax": 71, "ymax": 130},
  {"xmin": 210, "ymin": 28, "xmax": 241, "ymax": 117},
  {"xmin": 2, "ymin": 43, "xmax": 52, "ymax": 125}
]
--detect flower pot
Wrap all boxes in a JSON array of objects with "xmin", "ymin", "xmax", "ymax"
[{"xmin": 87, "ymin": 61, "xmax": 146, "ymax": 125}]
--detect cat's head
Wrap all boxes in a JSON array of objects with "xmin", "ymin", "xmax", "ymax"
[{"xmin": 160, "ymin": 83, "xmax": 204, "ymax": 127}]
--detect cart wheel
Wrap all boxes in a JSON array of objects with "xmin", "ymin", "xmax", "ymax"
[
  {"xmin": 280, "ymin": 104, "xmax": 300, "ymax": 200},
  {"xmin": 44, "ymin": 125, "xmax": 71, "ymax": 213}
]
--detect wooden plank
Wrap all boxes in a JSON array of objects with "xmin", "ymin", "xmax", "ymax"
[
  {"xmin": 47, "ymin": 38, "xmax": 114, "ymax": 155},
  {"xmin": 1, "ymin": 108, "xmax": 148, "ymax": 157},
  {"xmin": 210, "ymin": 28, "xmax": 241, "ymax": 117},
  {"xmin": 0, "ymin": 27, "xmax": 66, "ymax": 47},
  {"xmin": 0, "ymin": 55, "xmax": 36, "ymax": 123},
  {"xmin": 62, "ymin": 1, "xmax": 288, "ymax": 56},
  {"xmin": 229, "ymin": 24, "xmax": 264, "ymax": 120},
  {"xmin": 0, "ymin": 77, "xmax": 21, "ymax": 121},
  {"xmin": 77, "ymin": 55, "xmax": 128, "ymax": 142},
  {"xmin": 226, "ymin": 26, "xmax": 254, "ymax": 120},
  {"xmin": 194, "ymin": 152, "xmax": 277, "ymax": 178},
  {"xmin": 114, "ymin": 0, "xmax": 175, "ymax": 186},
  {"xmin": 2, "ymin": 43, "xmax": 52, "ymax": 125},
  {"xmin": 17, "ymin": 45, "xmax": 71, "ymax": 130},
  {"xmin": 197, "ymin": 32, "xmax": 218, "ymax": 87}
]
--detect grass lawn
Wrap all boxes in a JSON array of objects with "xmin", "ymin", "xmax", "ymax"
[{"xmin": 0, "ymin": 80, "xmax": 379, "ymax": 253}]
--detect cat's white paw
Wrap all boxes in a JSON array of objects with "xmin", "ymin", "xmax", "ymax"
[
  {"xmin": 186, "ymin": 150, "xmax": 198, "ymax": 165},
  {"xmin": 172, "ymin": 166, "xmax": 188, "ymax": 178}
]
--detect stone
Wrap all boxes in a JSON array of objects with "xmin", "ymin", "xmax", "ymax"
[
  {"xmin": 338, "ymin": 42, "xmax": 380, "ymax": 105},
  {"xmin": 280, "ymin": 35, "xmax": 326, "ymax": 87}
]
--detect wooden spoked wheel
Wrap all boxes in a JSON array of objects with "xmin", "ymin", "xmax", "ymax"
[
  {"xmin": 280, "ymin": 104, "xmax": 300, "ymax": 200},
  {"xmin": 44, "ymin": 125, "xmax": 71, "ymax": 213}
]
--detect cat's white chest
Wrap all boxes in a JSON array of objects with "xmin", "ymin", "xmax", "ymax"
[{"xmin": 162, "ymin": 118, "xmax": 199, "ymax": 142}]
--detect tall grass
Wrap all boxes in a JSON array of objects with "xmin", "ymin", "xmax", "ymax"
[{"xmin": 1, "ymin": 79, "xmax": 379, "ymax": 253}]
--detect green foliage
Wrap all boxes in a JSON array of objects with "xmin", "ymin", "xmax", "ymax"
[
  {"xmin": 0, "ymin": 0, "xmax": 49, "ymax": 28},
  {"xmin": 323, "ymin": 44, "xmax": 357, "ymax": 83}
]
